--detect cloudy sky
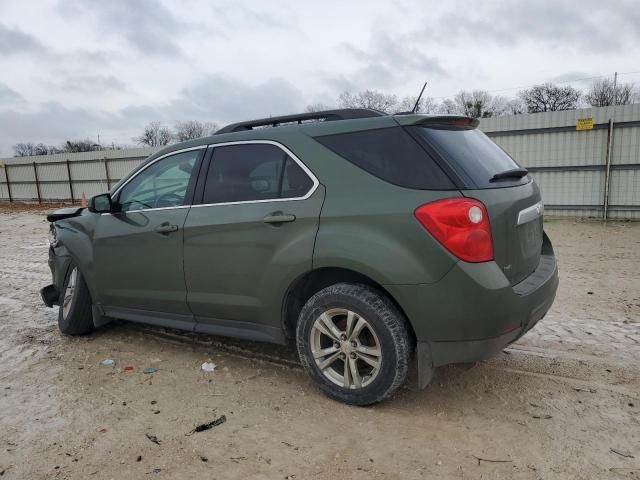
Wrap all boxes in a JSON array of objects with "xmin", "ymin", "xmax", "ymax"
[{"xmin": 0, "ymin": 0, "xmax": 638, "ymax": 156}]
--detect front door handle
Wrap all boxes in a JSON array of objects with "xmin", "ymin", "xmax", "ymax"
[
  {"xmin": 155, "ymin": 223, "xmax": 179, "ymax": 235},
  {"xmin": 263, "ymin": 213, "xmax": 296, "ymax": 224}
]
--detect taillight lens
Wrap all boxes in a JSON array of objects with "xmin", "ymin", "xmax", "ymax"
[{"xmin": 414, "ymin": 198, "xmax": 493, "ymax": 263}]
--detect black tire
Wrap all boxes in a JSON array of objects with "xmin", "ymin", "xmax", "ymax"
[
  {"xmin": 58, "ymin": 262, "xmax": 94, "ymax": 336},
  {"xmin": 296, "ymin": 283, "xmax": 411, "ymax": 406}
]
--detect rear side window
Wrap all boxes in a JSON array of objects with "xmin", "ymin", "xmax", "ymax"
[
  {"xmin": 411, "ymin": 126, "xmax": 526, "ymax": 189},
  {"xmin": 314, "ymin": 127, "xmax": 455, "ymax": 190},
  {"xmin": 202, "ymin": 143, "xmax": 314, "ymax": 204}
]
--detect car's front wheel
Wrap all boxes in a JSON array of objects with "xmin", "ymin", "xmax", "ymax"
[
  {"xmin": 296, "ymin": 283, "xmax": 411, "ymax": 405},
  {"xmin": 58, "ymin": 263, "xmax": 94, "ymax": 335}
]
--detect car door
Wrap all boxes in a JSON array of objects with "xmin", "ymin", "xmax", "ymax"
[
  {"xmin": 183, "ymin": 141, "xmax": 324, "ymax": 342},
  {"xmin": 93, "ymin": 147, "xmax": 205, "ymax": 328}
]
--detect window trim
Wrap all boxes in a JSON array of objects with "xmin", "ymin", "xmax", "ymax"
[
  {"xmin": 109, "ymin": 146, "xmax": 207, "ymax": 214},
  {"xmin": 105, "ymin": 140, "xmax": 319, "ymax": 214},
  {"xmin": 192, "ymin": 140, "xmax": 319, "ymax": 209}
]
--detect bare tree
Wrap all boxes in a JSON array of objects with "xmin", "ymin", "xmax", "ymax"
[
  {"xmin": 174, "ymin": 120, "xmax": 219, "ymax": 142},
  {"xmin": 585, "ymin": 78, "xmax": 638, "ymax": 107},
  {"xmin": 395, "ymin": 95, "xmax": 437, "ymax": 114},
  {"xmin": 305, "ymin": 103, "xmax": 333, "ymax": 113},
  {"xmin": 436, "ymin": 99, "xmax": 460, "ymax": 114},
  {"xmin": 452, "ymin": 90, "xmax": 506, "ymax": 118},
  {"xmin": 12, "ymin": 142, "xmax": 62, "ymax": 157},
  {"xmin": 135, "ymin": 121, "xmax": 173, "ymax": 147},
  {"xmin": 63, "ymin": 139, "xmax": 103, "ymax": 153},
  {"xmin": 337, "ymin": 90, "xmax": 398, "ymax": 113},
  {"xmin": 518, "ymin": 83, "xmax": 581, "ymax": 113},
  {"xmin": 501, "ymin": 98, "xmax": 527, "ymax": 115}
]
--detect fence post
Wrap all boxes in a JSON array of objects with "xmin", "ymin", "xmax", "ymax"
[
  {"xmin": 603, "ymin": 72, "xmax": 618, "ymax": 222},
  {"xmin": 66, "ymin": 160, "xmax": 75, "ymax": 204},
  {"xmin": 33, "ymin": 162, "xmax": 42, "ymax": 204},
  {"xmin": 603, "ymin": 120, "xmax": 614, "ymax": 221},
  {"xmin": 104, "ymin": 157, "xmax": 111, "ymax": 190},
  {"xmin": 5, "ymin": 164, "xmax": 13, "ymax": 202}
]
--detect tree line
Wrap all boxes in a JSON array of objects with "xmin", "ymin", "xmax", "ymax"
[
  {"xmin": 311, "ymin": 78, "xmax": 638, "ymax": 117},
  {"xmin": 12, "ymin": 120, "xmax": 219, "ymax": 157},
  {"xmin": 12, "ymin": 78, "xmax": 638, "ymax": 156}
]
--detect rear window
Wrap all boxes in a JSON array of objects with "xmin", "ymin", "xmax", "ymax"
[
  {"xmin": 411, "ymin": 126, "xmax": 527, "ymax": 189},
  {"xmin": 314, "ymin": 127, "xmax": 455, "ymax": 190}
]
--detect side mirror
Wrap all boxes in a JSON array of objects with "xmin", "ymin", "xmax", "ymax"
[{"xmin": 88, "ymin": 193, "xmax": 115, "ymax": 213}]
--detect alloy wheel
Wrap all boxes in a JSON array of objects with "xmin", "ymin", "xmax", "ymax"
[
  {"xmin": 310, "ymin": 308, "xmax": 382, "ymax": 389},
  {"xmin": 62, "ymin": 267, "xmax": 77, "ymax": 318}
]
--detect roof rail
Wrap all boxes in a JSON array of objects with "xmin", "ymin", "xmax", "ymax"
[{"xmin": 215, "ymin": 108, "xmax": 386, "ymax": 134}]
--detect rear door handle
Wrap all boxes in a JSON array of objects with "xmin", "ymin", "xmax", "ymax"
[
  {"xmin": 263, "ymin": 214, "xmax": 296, "ymax": 224},
  {"xmin": 155, "ymin": 224, "xmax": 179, "ymax": 234}
]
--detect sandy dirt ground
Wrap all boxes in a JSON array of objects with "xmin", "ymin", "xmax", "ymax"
[{"xmin": 0, "ymin": 206, "xmax": 639, "ymax": 479}]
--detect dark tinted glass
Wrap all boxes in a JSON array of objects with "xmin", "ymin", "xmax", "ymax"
[
  {"xmin": 202, "ymin": 144, "xmax": 313, "ymax": 203},
  {"xmin": 314, "ymin": 127, "xmax": 454, "ymax": 190},
  {"xmin": 281, "ymin": 157, "xmax": 313, "ymax": 198},
  {"xmin": 412, "ymin": 126, "xmax": 526, "ymax": 188}
]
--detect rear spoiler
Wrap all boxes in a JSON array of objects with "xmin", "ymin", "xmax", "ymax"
[
  {"xmin": 46, "ymin": 207, "xmax": 84, "ymax": 223},
  {"xmin": 394, "ymin": 114, "xmax": 479, "ymax": 129}
]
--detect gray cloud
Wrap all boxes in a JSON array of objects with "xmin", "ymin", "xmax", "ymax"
[
  {"xmin": 122, "ymin": 75, "xmax": 305, "ymax": 125},
  {"xmin": 62, "ymin": 0, "xmax": 188, "ymax": 57},
  {"xmin": 418, "ymin": 0, "xmax": 640, "ymax": 53},
  {"xmin": 55, "ymin": 74, "xmax": 128, "ymax": 95},
  {"xmin": 338, "ymin": 31, "xmax": 447, "ymax": 90},
  {"xmin": 0, "ymin": 76, "xmax": 305, "ymax": 154},
  {"xmin": 0, "ymin": 24, "xmax": 49, "ymax": 57},
  {"xmin": 0, "ymin": 83, "xmax": 25, "ymax": 108}
]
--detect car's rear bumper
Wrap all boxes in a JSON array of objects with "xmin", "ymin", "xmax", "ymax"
[{"xmin": 386, "ymin": 232, "xmax": 558, "ymax": 368}]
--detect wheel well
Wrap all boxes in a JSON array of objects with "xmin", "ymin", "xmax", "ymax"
[{"xmin": 282, "ymin": 267, "xmax": 416, "ymax": 344}]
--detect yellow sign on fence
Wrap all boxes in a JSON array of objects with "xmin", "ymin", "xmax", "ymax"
[{"xmin": 576, "ymin": 117, "xmax": 594, "ymax": 131}]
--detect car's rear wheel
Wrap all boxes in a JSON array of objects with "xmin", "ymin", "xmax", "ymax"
[
  {"xmin": 296, "ymin": 283, "xmax": 411, "ymax": 405},
  {"xmin": 58, "ymin": 263, "xmax": 94, "ymax": 335}
]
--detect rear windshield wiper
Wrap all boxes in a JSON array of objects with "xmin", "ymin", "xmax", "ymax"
[{"xmin": 490, "ymin": 168, "xmax": 529, "ymax": 182}]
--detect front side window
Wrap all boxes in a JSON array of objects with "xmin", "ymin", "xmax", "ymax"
[
  {"xmin": 202, "ymin": 143, "xmax": 314, "ymax": 204},
  {"xmin": 117, "ymin": 150, "xmax": 199, "ymax": 212}
]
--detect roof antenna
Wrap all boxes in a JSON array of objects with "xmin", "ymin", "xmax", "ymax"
[{"xmin": 411, "ymin": 82, "xmax": 428, "ymax": 113}]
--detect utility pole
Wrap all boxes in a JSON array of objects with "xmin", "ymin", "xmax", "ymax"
[{"xmin": 603, "ymin": 71, "xmax": 617, "ymax": 221}]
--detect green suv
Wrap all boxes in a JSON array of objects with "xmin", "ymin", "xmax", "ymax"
[{"xmin": 41, "ymin": 109, "xmax": 558, "ymax": 405}]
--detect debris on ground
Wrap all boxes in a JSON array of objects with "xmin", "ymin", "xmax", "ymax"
[
  {"xmin": 100, "ymin": 359, "xmax": 115, "ymax": 367},
  {"xmin": 145, "ymin": 433, "xmax": 161, "ymax": 445},
  {"xmin": 471, "ymin": 455, "xmax": 512, "ymax": 466},
  {"xmin": 143, "ymin": 367, "xmax": 157, "ymax": 374},
  {"xmin": 186, "ymin": 415, "xmax": 227, "ymax": 435},
  {"xmin": 200, "ymin": 456, "xmax": 208, "ymax": 462},
  {"xmin": 531, "ymin": 414, "xmax": 553, "ymax": 419},
  {"xmin": 610, "ymin": 448, "xmax": 635, "ymax": 458},
  {"xmin": 122, "ymin": 366, "xmax": 134, "ymax": 373},
  {"xmin": 97, "ymin": 427, "xmax": 107, "ymax": 433},
  {"xmin": 201, "ymin": 361, "xmax": 216, "ymax": 372}
]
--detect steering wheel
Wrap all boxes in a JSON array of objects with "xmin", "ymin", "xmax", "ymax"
[{"xmin": 154, "ymin": 192, "xmax": 184, "ymax": 209}]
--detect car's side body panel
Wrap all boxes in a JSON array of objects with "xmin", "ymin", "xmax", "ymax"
[
  {"xmin": 183, "ymin": 185, "xmax": 325, "ymax": 341},
  {"xmin": 93, "ymin": 208, "xmax": 192, "ymax": 315}
]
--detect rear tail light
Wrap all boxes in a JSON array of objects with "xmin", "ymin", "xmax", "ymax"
[{"xmin": 414, "ymin": 198, "xmax": 493, "ymax": 263}]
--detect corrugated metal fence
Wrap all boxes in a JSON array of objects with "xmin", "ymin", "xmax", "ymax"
[
  {"xmin": 1, "ymin": 104, "xmax": 639, "ymax": 219},
  {"xmin": 0, "ymin": 147, "xmax": 160, "ymax": 203},
  {"xmin": 479, "ymin": 103, "xmax": 640, "ymax": 219}
]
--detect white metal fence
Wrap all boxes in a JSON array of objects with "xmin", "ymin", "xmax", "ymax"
[
  {"xmin": 1, "ymin": 104, "xmax": 639, "ymax": 219},
  {"xmin": 479, "ymin": 103, "xmax": 640, "ymax": 220}
]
